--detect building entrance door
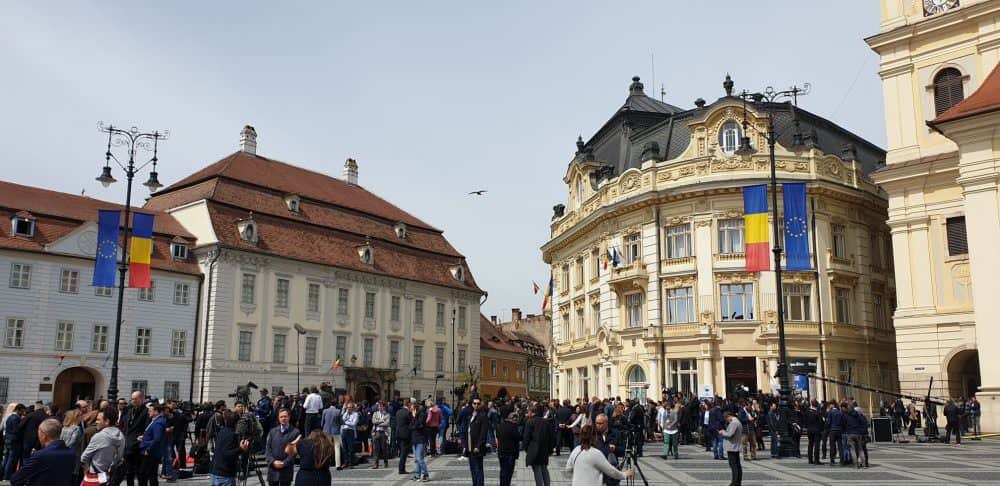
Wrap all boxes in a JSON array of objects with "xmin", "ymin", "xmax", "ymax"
[
  {"xmin": 724, "ymin": 357, "xmax": 757, "ymax": 399},
  {"xmin": 54, "ymin": 367, "xmax": 96, "ymax": 410}
]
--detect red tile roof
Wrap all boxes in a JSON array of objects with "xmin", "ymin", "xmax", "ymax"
[
  {"xmin": 931, "ymin": 62, "xmax": 1000, "ymax": 125},
  {"xmin": 480, "ymin": 315, "xmax": 525, "ymax": 354},
  {"xmin": 0, "ymin": 180, "xmax": 200, "ymax": 275}
]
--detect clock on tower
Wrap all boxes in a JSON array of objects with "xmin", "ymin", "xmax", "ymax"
[{"xmin": 924, "ymin": 0, "xmax": 960, "ymax": 17}]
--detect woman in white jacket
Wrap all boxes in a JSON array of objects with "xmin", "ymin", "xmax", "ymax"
[{"xmin": 565, "ymin": 425, "xmax": 633, "ymax": 486}]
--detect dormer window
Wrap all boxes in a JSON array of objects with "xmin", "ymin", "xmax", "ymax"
[
  {"xmin": 284, "ymin": 194, "xmax": 301, "ymax": 213},
  {"xmin": 358, "ymin": 239, "xmax": 374, "ymax": 265},
  {"xmin": 237, "ymin": 214, "xmax": 258, "ymax": 244},
  {"xmin": 394, "ymin": 222, "xmax": 407, "ymax": 239},
  {"xmin": 719, "ymin": 121, "xmax": 741, "ymax": 155},
  {"xmin": 171, "ymin": 242, "xmax": 189, "ymax": 260},
  {"xmin": 449, "ymin": 264, "xmax": 465, "ymax": 282},
  {"xmin": 11, "ymin": 215, "xmax": 34, "ymax": 237}
]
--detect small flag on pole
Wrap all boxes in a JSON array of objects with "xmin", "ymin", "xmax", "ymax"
[
  {"xmin": 533, "ymin": 281, "xmax": 540, "ymax": 295},
  {"xmin": 332, "ymin": 358, "xmax": 343, "ymax": 370},
  {"xmin": 542, "ymin": 274, "xmax": 553, "ymax": 312},
  {"xmin": 611, "ymin": 247, "xmax": 621, "ymax": 268}
]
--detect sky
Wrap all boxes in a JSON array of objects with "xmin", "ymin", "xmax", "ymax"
[{"xmin": 0, "ymin": 1, "xmax": 885, "ymax": 320}]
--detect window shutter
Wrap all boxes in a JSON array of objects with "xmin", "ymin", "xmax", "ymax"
[
  {"xmin": 934, "ymin": 69, "xmax": 965, "ymax": 116},
  {"xmin": 946, "ymin": 216, "xmax": 968, "ymax": 256}
]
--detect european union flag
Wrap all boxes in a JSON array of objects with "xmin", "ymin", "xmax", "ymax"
[
  {"xmin": 93, "ymin": 210, "xmax": 120, "ymax": 287},
  {"xmin": 782, "ymin": 183, "xmax": 811, "ymax": 271}
]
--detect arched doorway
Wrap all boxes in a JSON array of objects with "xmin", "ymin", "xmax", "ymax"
[
  {"xmin": 626, "ymin": 366, "xmax": 647, "ymax": 401},
  {"xmin": 947, "ymin": 350, "xmax": 980, "ymax": 399},
  {"xmin": 358, "ymin": 383, "xmax": 379, "ymax": 405},
  {"xmin": 53, "ymin": 367, "xmax": 96, "ymax": 410}
]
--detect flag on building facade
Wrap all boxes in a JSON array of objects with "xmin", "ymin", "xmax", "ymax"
[
  {"xmin": 331, "ymin": 358, "xmax": 343, "ymax": 370},
  {"xmin": 743, "ymin": 185, "xmax": 770, "ymax": 272},
  {"xmin": 782, "ymin": 182, "xmax": 811, "ymax": 271},
  {"xmin": 533, "ymin": 281, "xmax": 540, "ymax": 294},
  {"xmin": 128, "ymin": 212, "xmax": 155, "ymax": 288},
  {"xmin": 611, "ymin": 247, "xmax": 621, "ymax": 268},
  {"xmin": 542, "ymin": 274, "xmax": 553, "ymax": 312},
  {"xmin": 93, "ymin": 210, "xmax": 120, "ymax": 287}
]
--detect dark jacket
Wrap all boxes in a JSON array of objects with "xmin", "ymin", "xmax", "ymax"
[
  {"xmin": 843, "ymin": 410, "xmax": 866, "ymax": 435},
  {"xmin": 265, "ymin": 424, "xmax": 300, "ymax": 483},
  {"xmin": 121, "ymin": 404, "xmax": 150, "ymax": 454},
  {"xmin": 140, "ymin": 415, "xmax": 168, "ymax": 458},
  {"xmin": 827, "ymin": 408, "xmax": 843, "ymax": 433},
  {"xmin": 211, "ymin": 427, "xmax": 242, "ymax": 478},
  {"xmin": 496, "ymin": 420, "xmax": 522, "ymax": 456},
  {"xmin": 410, "ymin": 409, "xmax": 427, "ymax": 443},
  {"xmin": 10, "ymin": 439, "xmax": 76, "ymax": 486},
  {"xmin": 395, "ymin": 407, "xmax": 412, "ymax": 443},
  {"xmin": 944, "ymin": 404, "xmax": 961, "ymax": 424},
  {"xmin": 17, "ymin": 410, "xmax": 47, "ymax": 452},
  {"xmin": 556, "ymin": 405, "xmax": 573, "ymax": 426},
  {"xmin": 708, "ymin": 407, "xmax": 724, "ymax": 431},
  {"xmin": 466, "ymin": 410, "xmax": 489, "ymax": 457},
  {"xmin": 524, "ymin": 416, "xmax": 554, "ymax": 466},
  {"xmin": 803, "ymin": 407, "xmax": 824, "ymax": 434}
]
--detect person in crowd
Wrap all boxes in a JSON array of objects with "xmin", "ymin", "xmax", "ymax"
[
  {"xmin": 10, "ymin": 418, "xmax": 75, "ymax": 486},
  {"xmin": 968, "ymin": 395, "xmax": 981, "ymax": 439},
  {"xmin": 565, "ymin": 425, "xmax": 632, "ymax": 486},
  {"xmin": 340, "ymin": 402, "xmax": 359, "ymax": 469},
  {"xmin": 116, "ymin": 391, "xmax": 151, "ymax": 486},
  {"xmin": 60, "ymin": 409, "xmax": 85, "ymax": 485},
  {"xmin": 284, "ymin": 430, "xmax": 334, "ymax": 486},
  {"xmin": 766, "ymin": 402, "xmax": 781, "ymax": 459},
  {"xmin": 436, "ymin": 398, "xmax": 451, "ymax": 456},
  {"xmin": 210, "ymin": 411, "xmax": 251, "ymax": 486},
  {"xmin": 944, "ymin": 399, "xmax": 962, "ymax": 445},
  {"xmin": 788, "ymin": 402, "xmax": 803, "ymax": 458},
  {"xmin": 410, "ymin": 400, "xmax": 430, "ymax": 482},
  {"xmin": 555, "ymin": 400, "xmax": 573, "ymax": 456},
  {"xmin": 524, "ymin": 404, "xmax": 553, "ymax": 486},
  {"xmin": 496, "ymin": 411, "xmax": 522, "ymax": 486},
  {"xmin": 658, "ymin": 400, "xmax": 679, "ymax": 460},
  {"xmin": 737, "ymin": 400, "xmax": 756, "ymax": 461},
  {"xmin": 160, "ymin": 405, "xmax": 178, "ymax": 482},
  {"xmin": 257, "ymin": 389, "xmax": 275, "ymax": 438},
  {"xmin": 826, "ymin": 401, "xmax": 843, "ymax": 466},
  {"xmin": 2, "ymin": 403, "xmax": 25, "ymax": 480},
  {"xmin": 906, "ymin": 400, "xmax": 920, "ymax": 437},
  {"xmin": 81, "ymin": 405, "xmax": 126, "ymax": 484},
  {"xmin": 303, "ymin": 387, "xmax": 323, "ymax": 435},
  {"xmin": 167, "ymin": 401, "xmax": 190, "ymax": 476},
  {"xmin": 718, "ymin": 411, "xmax": 743, "ymax": 486},
  {"xmin": 709, "ymin": 400, "xmax": 724, "ymax": 460},
  {"xmin": 138, "ymin": 404, "xmax": 168, "ymax": 486},
  {"xmin": 842, "ymin": 403, "xmax": 867, "ymax": 469},
  {"xmin": 456, "ymin": 401, "xmax": 472, "ymax": 458},
  {"xmin": 465, "ymin": 398, "xmax": 488, "ymax": 486},
  {"xmin": 804, "ymin": 399, "xmax": 824, "ymax": 465},
  {"xmin": 422, "ymin": 400, "xmax": 441, "ymax": 457},
  {"xmin": 265, "ymin": 408, "xmax": 300, "ymax": 486},
  {"xmin": 17, "ymin": 401, "xmax": 48, "ymax": 460},
  {"xmin": 372, "ymin": 401, "xmax": 391, "ymax": 469},
  {"xmin": 320, "ymin": 400, "xmax": 342, "ymax": 470},
  {"xmin": 567, "ymin": 405, "xmax": 588, "ymax": 448},
  {"xmin": 395, "ymin": 398, "xmax": 412, "ymax": 475}
]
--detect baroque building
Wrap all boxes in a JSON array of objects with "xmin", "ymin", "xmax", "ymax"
[
  {"xmin": 541, "ymin": 77, "xmax": 897, "ymax": 408},
  {"xmin": 867, "ymin": 0, "xmax": 1000, "ymax": 431},
  {"xmin": 0, "ymin": 181, "xmax": 200, "ymax": 408},
  {"xmin": 479, "ymin": 315, "xmax": 528, "ymax": 399},
  {"xmin": 498, "ymin": 308, "xmax": 551, "ymax": 399},
  {"xmin": 145, "ymin": 126, "xmax": 482, "ymax": 404}
]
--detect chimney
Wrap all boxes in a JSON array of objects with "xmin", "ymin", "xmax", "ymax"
[
  {"xmin": 511, "ymin": 308, "xmax": 522, "ymax": 322},
  {"xmin": 239, "ymin": 125, "xmax": 257, "ymax": 155},
  {"xmin": 343, "ymin": 158, "xmax": 358, "ymax": 185},
  {"xmin": 490, "ymin": 315, "xmax": 497, "ymax": 324}
]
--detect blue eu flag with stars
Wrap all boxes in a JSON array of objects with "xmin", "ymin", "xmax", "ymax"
[
  {"xmin": 93, "ymin": 210, "xmax": 120, "ymax": 287},
  {"xmin": 782, "ymin": 183, "xmax": 811, "ymax": 271}
]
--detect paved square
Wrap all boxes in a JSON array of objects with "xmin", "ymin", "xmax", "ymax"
[{"xmin": 176, "ymin": 439, "xmax": 1000, "ymax": 485}]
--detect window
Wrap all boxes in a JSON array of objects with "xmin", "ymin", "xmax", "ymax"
[
  {"xmin": 576, "ymin": 308, "xmax": 585, "ymax": 337},
  {"xmin": 9, "ymin": 263, "xmax": 31, "ymax": 289},
  {"xmin": 138, "ymin": 281, "xmax": 155, "ymax": 302},
  {"xmin": 307, "ymin": 283, "xmax": 320, "ymax": 313},
  {"xmin": 241, "ymin": 274, "xmax": 256, "ymax": 305},
  {"xmin": 838, "ymin": 359, "xmax": 855, "ymax": 398},
  {"xmin": 576, "ymin": 176, "xmax": 585, "ymax": 208},
  {"xmin": 272, "ymin": 334, "xmax": 286, "ymax": 363},
  {"xmin": 91, "ymin": 325, "xmax": 108, "ymax": 353},
  {"xmin": 623, "ymin": 233, "xmax": 641, "ymax": 265},
  {"xmin": 504, "ymin": 363, "xmax": 510, "ymax": 378},
  {"xmin": 591, "ymin": 301, "xmax": 601, "ymax": 333},
  {"xmin": 171, "ymin": 330, "xmax": 186, "ymax": 357},
  {"xmin": 335, "ymin": 335, "xmax": 347, "ymax": 361},
  {"xmin": 946, "ymin": 216, "xmax": 968, "ymax": 256},
  {"xmin": 414, "ymin": 299, "xmax": 424, "ymax": 326},
  {"xmin": 171, "ymin": 243, "xmax": 188, "ymax": 260},
  {"xmin": 413, "ymin": 345, "xmax": 423, "ymax": 371},
  {"xmin": 458, "ymin": 306, "xmax": 467, "ymax": 333},
  {"xmin": 238, "ymin": 331, "xmax": 253, "ymax": 361},
  {"xmin": 163, "ymin": 381, "xmax": 180, "ymax": 401},
  {"xmin": 135, "ymin": 328, "xmax": 151, "ymax": 355},
  {"xmin": 12, "ymin": 217, "xmax": 34, "ymax": 237},
  {"xmin": 304, "ymin": 336, "xmax": 318, "ymax": 366},
  {"xmin": 832, "ymin": 224, "xmax": 847, "ymax": 259},
  {"xmin": 565, "ymin": 369, "xmax": 573, "ymax": 399},
  {"xmin": 873, "ymin": 294, "xmax": 886, "ymax": 330},
  {"xmin": 835, "ymin": 287, "xmax": 852, "ymax": 324},
  {"xmin": 59, "ymin": 269, "xmax": 79, "ymax": 293},
  {"xmin": 627, "ymin": 366, "xmax": 647, "ymax": 401},
  {"xmin": 934, "ymin": 68, "xmax": 965, "ymax": 116},
  {"xmin": 365, "ymin": 292, "xmax": 376, "ymax": 319},
  {"xmin": 0, "ymin": 377, "xmax": 7, "ymax": 404},
  {"xmin": 626, "ymin": 293, "xmax": 643, "ymax": 328},
  {"xmin": 561, "ymin": 265, "xmax": 570, "ymax": 290},
  {"xmin": 591, "ymin": 249, "xmax": 600, "ymax": 279},
  {"xmin": 131, "ymin": 381, "xmax": 148, "ymax": 396},
  {"xmin": 718, "ymin": 219, "xmax": 745, "ymax": 254},
  {"xmin": 561, "ymin": 313, "xmax": 570, "ymax": 343},
  {"xmin": 55, "ymin": 321, "xmax": 74, "ymax": 351},
  {"xmin": 436, "ymin": 303, "xmax": 445, "ymax": 331},
  {"xmin": 666, "ymin": 287, "xmax": 695, "ymax": 324},
  {"xmin": 669, "ymin": 359, "xmax": 698, "ymax": 394},
  {"xmin": 391, "ymin": 296, "xmax": 401, "ymax": 321},
  {"xmin": 665, "ymin": 224, "xmax": 691, "ymax": 259},
  {"xmin": 435, "ymin": 346, "xmax": 445, "ymax": 372},
  {"xmin": 457, "ymin": 348, "xmax": 466, "ymax": 370},
  {"xmin": 364, "ymin": 338, "xmax": 374, "ymax": 367},
  {"xmin": 389, "ymin": 340, "xmax": 400, "ymax": 368},
  {"xmin": 575, "ymin": 258, "xmax": 584, "ymax": 288},
  {"xmin": 783, "ymin": 283, "xmax": 812, "ymax": 321},
  {"xmin": 174, "ymin": 283, "xmax": 190, "ymax": 305},
  {"xmin": 95, "ymin": 286, "xmax": 113, "ymax": 297},
  {"xmin": 275, "ymin": 279, "xmax": 290, "ymax": 309},
  {"xmin": 4, "ymin": 318, "xmax": 24, "ymax": 348},
  {"xmin": 720, "ymin": 283, "xmax": 754, "ymax": 320},
  {"xmin": 490, "ymin": 359, "xmax": 497, "ymax": 377},
  {"xmin": 337, "ymin": 288, "xmax": 349, "ymax": 315},
  {"xmin": 719, "ymin": 121, "xmax": 741, "ymax": 155}
]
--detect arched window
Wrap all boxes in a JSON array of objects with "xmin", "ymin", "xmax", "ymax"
[
  {"xmin": 627, "ymin": 366, "xmax": 647, "ymax": 401},
  {"xmin": 719, "ymin": 121, "xmax": 741, "ymax": 155},
  {"xmin": 934, "ymin": 68, "xmax": 965, "ymax": 116},
  {"xmin": 575, "ymin": 176, "xmax": 584, "ymax": 207}
]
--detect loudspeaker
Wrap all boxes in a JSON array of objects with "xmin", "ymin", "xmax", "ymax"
[{"xmin": 872, "ymin": 417, "xmax": 893, "ymax": 442}]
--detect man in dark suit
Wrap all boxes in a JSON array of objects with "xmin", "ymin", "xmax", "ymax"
[
  {"xmin": 11, "ymin": 418, "xmax": 75, "ymax": 486},
  {"xmin": 524, "ymin": 404, "xmax": 554, "ymax": 486},
  {"xmin": 117, "ymin": 391, "xmax": 150, "ymax": 486},
  {"xmin": 554, "ymin": 400, "xmax": 573, "ymax": 456},
  {"xmin": 594, "ymin": 413, "xmax": 621, "ymax": 486},
  {"xmin": 16, "ymin": 403, "xmax": 48, "ymax": 459},
  {"xmin": 804, "ymin": 400, "xmax": 824, "ymax": 465},
  {"xmin": 395, "ymin": 398, "xmax": 412, "ymax": 475},
  {"xmin": 265, "ymin": 408, "xmax": 300, "ymax": 486},
  {"xmin": 708, "ymin": 401, "xmax": 725, "ymax": 460},
  {"xmin": 466, "ymin": 399, "xmax": 488, "ymax": 486}
]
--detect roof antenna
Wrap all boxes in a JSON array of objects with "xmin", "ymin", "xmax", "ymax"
[
  {"xmin": 80, "ymin": 188, "xmax": 86, "ymax": 196},
  {"xmin": 650, "ymin": 53, "xmax": 655, "ymax": 100},
  {"xmin": 661, "ymin": 84, "xmax": 666, "ymax": 103}
]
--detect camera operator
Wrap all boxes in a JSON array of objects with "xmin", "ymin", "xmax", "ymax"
[
  {"xmin": 233, "ymin": 402, "xmax": 263, "ymax": 448},
  {"xmin": 206, "ymin": 401, "xmax": 228, "ymax": 451},
  {"xmin": 210, "ymin": 411, "xmax": 251, "ymax": 486}
]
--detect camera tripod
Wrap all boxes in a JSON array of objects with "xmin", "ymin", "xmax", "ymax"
[
  {"xmin": 237, "ymin": 448, "xmax": 266, "ymax": 486},
  {"xmin": 617, "ymin": 427, "xmax": 649, "ymax": 486}
]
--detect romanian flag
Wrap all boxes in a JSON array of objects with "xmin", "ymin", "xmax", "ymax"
[
  {"xmin": 743, "ymin": 185, "xmax": 770, "ymax": 272},
  {"xmin": 128, "ymin": 213, "xmax": 155, "ymax": 288},
  {"xmin": 541, "ymin": 274, "xmax": 553, "ymax": 312},
  {"xmin": 533, "ymin": 281, "xmax": 540, "ymax": 295},
  {"xmin": 332, "ymin": 358, "xmax": 343, "ymax": 370}
]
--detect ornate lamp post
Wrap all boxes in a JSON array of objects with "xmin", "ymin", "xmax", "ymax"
[
  {"xmin": 735, "ymin": 85, "xmax": 810, "ymax": 456},
  {"xmin": 96, "ymin": 122, "xmax": 168, "ymax": 402}
]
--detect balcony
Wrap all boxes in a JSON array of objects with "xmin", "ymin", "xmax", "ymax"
[
  {"xmin": 608, "ymin": 261, "xmax": 648, "ymax": 292},
  {"xmin": 714, "ymin": 252, "xmax": 745, "ymax": 269}
]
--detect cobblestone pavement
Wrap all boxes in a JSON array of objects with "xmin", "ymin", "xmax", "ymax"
[{"xmin": 176, "ymin": 438, "xmax": 1000, "ymax": 485}]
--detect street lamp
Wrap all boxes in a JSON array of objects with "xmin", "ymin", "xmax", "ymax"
[
  {"xmin": 737, "ymin": 84, "xmax": 811, "ymax": 457},
  {"xmin": 96, "ymin": 122, "xmax": 168, "ymax": 402},
  {"xmin": 293, "ymin": 323, "xmax": 307, "ymax": 393}
]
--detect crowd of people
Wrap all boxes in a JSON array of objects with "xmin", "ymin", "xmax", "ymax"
[{"xmin": 0, "ymin": 384, "xmax": 984, "ymax": 486}]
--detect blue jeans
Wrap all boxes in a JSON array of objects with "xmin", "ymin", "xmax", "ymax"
[
  {"xmin": 413, "ymin": 442, "xmax": 428, "ymax": 478},
  {"xmin": 714, "ymin": 434, "xmax": 725, "ymax": 459},
  {"xmin": 3, "ymin": 443, "xmax": 22, "ymax": 480},
  {"xmin": 162, "ymin": 445, "xmax": 176, "ymax": 478},
  {"xmin": 469, "ymin": 455, "xmax": 484, "ymax": 486},
  {"xmin": 438, "ymin": 428, "xmax": 447, "ymax": 453},
  {"xmin": 210, "ymin": 474, "xmax": 236, "ymax": 486},
  {"xmin": 770, "ymin": 431, "xmax": 780, "ymax": 457},
  {"xmin": 342, "ymin": 429, "xmax": 356, "ymax": 466}
]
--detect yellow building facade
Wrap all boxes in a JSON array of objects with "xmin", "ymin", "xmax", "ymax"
[
  {"xmin": 867, "ymin": 0, "xmax": 1000, "ymax": 431},
  {"xmin": 542, "ymin": 77, "xmax": 897, "ymax": 409}
]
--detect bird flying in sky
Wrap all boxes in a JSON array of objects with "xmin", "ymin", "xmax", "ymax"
[{"xmin": 468, "ymin": 190, "xmax": 487, "ymax": 196}]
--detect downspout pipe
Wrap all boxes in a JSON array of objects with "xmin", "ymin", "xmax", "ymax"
[{"xmin": 188, "ymin": 273, "xmax": 204, "ymax": 403}]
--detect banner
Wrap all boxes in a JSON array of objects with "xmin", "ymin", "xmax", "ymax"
[
  {"xmin": 128, "ymin": 212, "xmax": 155, "ymax": 288},
  {"xmin": 782, "ymin": 182, "xmax": 811, "ymax": 271},
  {"xmin": 92, "ymin": 210, "xmax": 120, "ymax": 287},
  {"xmin": 742, "ymin": 185, "xmax": 770, "ymax": 271}
]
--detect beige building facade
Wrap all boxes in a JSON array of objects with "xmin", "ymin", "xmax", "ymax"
[
  {"xmin": 867, "ymin": 0, "xmax": 1000, "ymax": 432},
  {"xmin": 542, "ymin": 77, "xmax": 897, "ymax": 409}
]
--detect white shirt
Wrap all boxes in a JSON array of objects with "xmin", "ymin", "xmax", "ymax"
[
  {"xmin": 304, "ymin": 393, "xmax": 323, "ymax": 414},
  {"xmin": 565, "ymin": 446, "xmax": 626, "ymax": 486}
]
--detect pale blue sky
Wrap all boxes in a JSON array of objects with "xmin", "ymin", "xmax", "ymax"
[{"xmin": 0, "ymin": 1, "xmax": 884, "ymax": 320}]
